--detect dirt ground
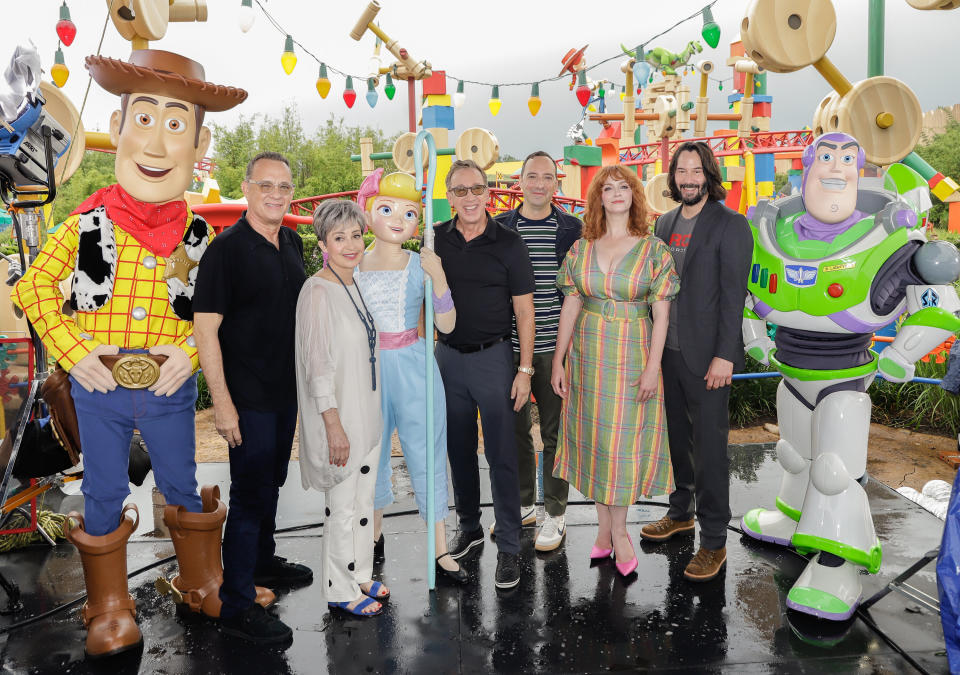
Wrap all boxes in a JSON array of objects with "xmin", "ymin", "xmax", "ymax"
[{"xmin": 194, "ymin": 408, "xmax": 957, "ymax": 493}]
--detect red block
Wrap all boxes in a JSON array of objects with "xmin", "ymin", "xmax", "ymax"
[
  {"xmin": 422, "ymin": 70, "xmax": 446, "ymax": 96},
  {"xmin": 725, "ymin": 181, "xmax": 743, "ymax": 211},
  {"xmin": 581, "ymin": 165, "xmax": 600, "ymax": 201},
  {"xmin": 752, "ymin": 101, "xmax": 772, "ymax": 117},
  {"xmin": 792, "ymin": 158, "xmax": 803, "ymax": 171}
]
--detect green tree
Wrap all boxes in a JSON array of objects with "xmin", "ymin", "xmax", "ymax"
[
  {"xmin": 915, "ymin": 118, "xmax": 960, "ymax": 228},
  {"xmin": 49, "ymin": 150, "xmax": 116, "ymax": 225}
]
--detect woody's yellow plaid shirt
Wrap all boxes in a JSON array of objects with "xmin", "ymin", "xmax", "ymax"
[{"xmin": 13, "ymin": 213, "xmax": 212, "ymax": 372}]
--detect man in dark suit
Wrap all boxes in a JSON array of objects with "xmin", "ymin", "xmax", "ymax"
[{"xmin": 640, "ymin": 141, "xmax": 753, "ymax": 582}]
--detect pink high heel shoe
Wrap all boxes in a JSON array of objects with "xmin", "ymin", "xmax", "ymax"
[
  {"xmin": 615, "ymin": 534, "xmax": 638, "ymax": 576},
  {"xmin": 589, "ymin": 545, "xmax": 613, "ymax": 560}
]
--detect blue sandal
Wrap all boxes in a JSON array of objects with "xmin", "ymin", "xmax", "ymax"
[
  {"xmin": 328, "ymin": 596, "xmax": 383, "ymax": 617},
  {"xmin": 362, "ymin": 580, "xmax": 390, "ymax": 600}
]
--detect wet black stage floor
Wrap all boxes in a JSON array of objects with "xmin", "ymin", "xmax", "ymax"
[{"xmin": 0, "ymin": 443, "xmax": 951, "ymax": 674}]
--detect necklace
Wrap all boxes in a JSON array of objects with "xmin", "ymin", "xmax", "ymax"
[{"xmin": 328, "ymin": 266, "xmax": 377, "ymax": 391}]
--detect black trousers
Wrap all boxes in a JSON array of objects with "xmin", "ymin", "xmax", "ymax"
[
  {"xmin": 436, "ymin": 341, "xmax": 521, "ymax": 554},
  {"xmin": 220, "ymin": 404, "xmax": 298, "ymax": 617},
  {"xmin": 661, "ymin": 348, "xmax": 731, "ymax": 550}
]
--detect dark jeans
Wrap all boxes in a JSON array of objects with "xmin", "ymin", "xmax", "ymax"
[
  {"xmin": 219, "ymin": 404, "xmax": 298, "ymax": 618},
  {"xmin": 436, "ymin": 341, "xmax": 521, "ymax": 554},
  {"xmin": 662, "ymin": 348, "xmax": 731, "ymax": 550},
  {"xmin": 513, "ymin": 350, "xmax": 568, "ymax": 516}
]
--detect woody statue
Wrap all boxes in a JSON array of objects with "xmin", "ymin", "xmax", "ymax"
[{"xmin": 13, "ymin": 51, "xmax": 273, "ymax": 657}]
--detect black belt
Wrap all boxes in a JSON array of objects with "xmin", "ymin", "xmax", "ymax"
[{"xmin": 438, "ymin": 336, "xmax": 508, "ymax": 353}]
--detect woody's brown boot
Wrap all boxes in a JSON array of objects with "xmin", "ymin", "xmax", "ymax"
[
  {"xmin": 63, "ymin": 504, "xmax": 142, "ymax": 659},
  {"xmin": 159, "ymin": 485, "xmax": 274, "ymax": 618}
]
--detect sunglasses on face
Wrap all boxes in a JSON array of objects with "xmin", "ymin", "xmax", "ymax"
[{"xmin": 449, "ymin": 184, "xmax": 487, "ymax": 197}]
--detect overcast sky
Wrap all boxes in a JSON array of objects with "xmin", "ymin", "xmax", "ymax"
[{"xmin": 5, "ymin": 1, "xmax": 960, "ymax": 161}]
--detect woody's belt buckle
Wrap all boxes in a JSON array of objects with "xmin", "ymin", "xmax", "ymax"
[{"xmin": 111, "ymin": 355, "xmax": 161, "ymax": 389}]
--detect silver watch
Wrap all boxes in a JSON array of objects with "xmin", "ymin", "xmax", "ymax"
[{"xmin": 517, "ymin": 366, "xmax": 535, "ymax": 376}]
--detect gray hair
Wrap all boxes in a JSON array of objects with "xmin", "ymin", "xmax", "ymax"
[
  {"xmin": 312, "ymin": 199, "xmax": 367, "ymax": 243},
  {"xmin": 445, "ymin": 158, "xmax": 486, "ymax": 189},
  {"xmin": 245, "ymin": 151, "xmax": 290, "ymax": 179}
]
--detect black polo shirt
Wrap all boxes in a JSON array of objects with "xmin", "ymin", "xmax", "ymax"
[
  {"xmin": 433, "ymin": 215, "xmax": 535, "ymax": 346},
  {"xmin": 193, "ymin": 214, "xmax": 306, "ymax": 411}
]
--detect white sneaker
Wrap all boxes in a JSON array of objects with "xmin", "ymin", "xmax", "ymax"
[
  {"xmin": 490, "ymin": 504, "xmax": 537, "ymax": 536},
  {"xmin": 535, "ymin": 515, "xmax": 566, "ymax": 552}
]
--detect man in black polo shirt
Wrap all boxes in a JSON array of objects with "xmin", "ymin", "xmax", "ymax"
[
  {"xmin": 434, "ymin": 158, "xmax": 536, "ymax": 590},
  {"xmin": 194, "ymin": 151, "xmax": 310, "ymax": 643}
]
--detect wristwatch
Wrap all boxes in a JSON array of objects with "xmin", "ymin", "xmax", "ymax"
[{"xmin": 517, "ymin": 366, "xmax": 535, "ymax": 376}]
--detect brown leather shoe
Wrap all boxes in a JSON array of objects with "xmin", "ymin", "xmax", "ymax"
[
  {"xmin": 639, "ymin": 515, "xmax": 695, "ymax": 542},
  {"xmin": 683, "ymin": 546, "xmax": 727, "ymax": 582}
]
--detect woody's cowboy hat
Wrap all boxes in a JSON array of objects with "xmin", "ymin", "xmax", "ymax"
[{"xmin": 85, "ymin": 49, "xmax": 247, "ymax": 112}]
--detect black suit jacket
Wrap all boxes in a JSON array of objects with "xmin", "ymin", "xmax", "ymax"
[{"xmin": 655, "ymin": 199, "xmax": 754, "ymax": 377}]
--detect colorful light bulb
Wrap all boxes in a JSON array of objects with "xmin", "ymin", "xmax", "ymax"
[
  {"xmin": 56, "ymin": 2, "xmax": 77, "ymax": 46},
  {"xmin": 488, "ymin": 85, "xmax": 501, "ymax": 116},
  {"xmin": 527, "ymin": 82, "xmax": 541, "ymax": 116},
  {"xmin": 575, "ymin": 71, "xmax": 591, "ymax": 107},
  {"xmin": 280, "ymin": 35, "xmax": 297, "ymax": 75},
  {"xmin": 384, "ymin": 73, "xmax": 396, "ymax": 100},
  {"xmin": 238, "ymin": 0, "xmax": 255, "ymax": 33},
  {"xmin": 700, "ymin": 6, "xmax": 721, "ymax": 49},
  {"xmin": 51, "ymin": 47, "xmax": 69, "ymax": 88},
  {"xmin": 619, "ymin": 85, "xmax": 625, "ymax": 102},
  {"xmin": 452, "ymin": 79, "xmax": 465, "ymax": 109},
  {"xmin": 366, "ymin": 78, "xmax": 378, "ymax": 108},
  {"xmin": 343, "ymin": 76, "xmax": 357, "ymax": 108},
  {"xmin": 316, "ymin": 63, "xmax": 331, "ymax": 98}
]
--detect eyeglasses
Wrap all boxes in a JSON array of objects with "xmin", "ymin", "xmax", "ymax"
[
  {"xmin": 449, "ymin": 184, "xmax": 487, "ymax": 197},
  {"xmin": 247, "ymin": 180, "xmax": 295, "ymax": 196}
]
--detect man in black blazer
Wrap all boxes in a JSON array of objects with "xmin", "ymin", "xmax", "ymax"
[{"xmin": 640, "ymin": 142, "xmax": 753, "ymax": 582}]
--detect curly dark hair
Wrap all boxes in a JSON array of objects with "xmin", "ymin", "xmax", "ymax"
[{"xmin": 667, "ymin": 141, "xmax": 726, "ymax": 203}]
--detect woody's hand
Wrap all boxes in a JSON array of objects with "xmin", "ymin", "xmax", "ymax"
[
  {"xmin": 70, "ymin": 344, "xmax": 120, "ymax": 393},
  {"xmin": 148, "ymin": 344, "xmax": 193, "ymax": 397}
]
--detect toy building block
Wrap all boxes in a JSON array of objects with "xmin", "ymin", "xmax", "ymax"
[
  {"xmin": 754, "ymin": 152, "xmax": 776, "ymax": 182},
  {"xmin": 752, "ymin": 116, "xmax": 771, "ymax": 132},
  {"xmin": 753, "ymin": 101, "xmax": 772, "ymax": 117},
  {"xmin": 948, "ymin": 200, "xmax": 960, "ymax": 234},
  {"xmin": 422, "ymin": 70, "xmax": 446, "ymax": 96},
  {"xmin": 725, "ymin": 165, "xmax": 746, "ymax": 182},
  {"xmin": 931, "ymin": 174, "xmax": 960, "ymax": 201},
  {"xmin": 725, "ymin": 180, "xmax": 743, "ymax": 211},
  {"xmin": 422, "ymin": 105, "xmax": 455, "ymax": 130},
  {"xmin": 424, "ymin": 94, "xmax": 451, "ymax": 107},
  {"xmin": 561, "ymin": 164, "xmax": 581, "ymax": 199},
  {"xmin": 563, "ymin": 144, "xmax": 602, "ymax": 166},
  {"xmin": 757, "ymin": 180, "xmax": 775, "ymax": 197},
  {"xmin": 596, "ymin": 123, "xmax": 622, "ymax": 167}
]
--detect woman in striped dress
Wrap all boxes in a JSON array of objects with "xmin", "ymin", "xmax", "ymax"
[{"xmin": 551, "ymin": 165, "xmax": 679, "ymax": 576}]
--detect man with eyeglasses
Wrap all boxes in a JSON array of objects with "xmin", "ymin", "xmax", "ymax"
[
  {"xmin": 491, "ymin": 151, "xmax": 581, "ymax": 552},
  {"xmin": 194, "ymin": 151, "xmax": 311, "ymax": 642},
  {"xmin": 433, "ymin": 158, "xmax": 536, "ymax": 590}
]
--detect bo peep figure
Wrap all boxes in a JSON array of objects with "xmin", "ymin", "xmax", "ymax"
[{"xmin": 355, "ymin": 169, "xmax": 468, "ymax": 584}]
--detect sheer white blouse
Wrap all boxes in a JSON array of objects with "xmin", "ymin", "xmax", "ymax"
[{"xmin": 295, "ymin": 276, "xmax": 382, "ymax": 490}]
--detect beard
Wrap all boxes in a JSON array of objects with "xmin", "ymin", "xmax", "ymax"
[{"xmin": 679, "ymin": 182, "xmax": 707, "ymax": 206}]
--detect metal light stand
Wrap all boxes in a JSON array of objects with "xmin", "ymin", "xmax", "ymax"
[{"xmin": 0, "ymin": 123, "xmax": 58, "ymax": 613}]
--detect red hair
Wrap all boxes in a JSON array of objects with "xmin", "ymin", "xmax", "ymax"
[{"xmin": 582, "ymin": 165, "xmax": 650, "ymax": 240}]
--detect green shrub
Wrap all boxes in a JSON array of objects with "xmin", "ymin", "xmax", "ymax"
[{"xmin": 196, "ymin": 372, "xmax": 212, "ymax": 411}]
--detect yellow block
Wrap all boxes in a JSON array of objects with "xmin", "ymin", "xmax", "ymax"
[
  {"xmin": 757, "ymin": 181, "xmax": 774, "ymax": 197},
  {"xmin": 932, "ymin": 176, "xmax": 960, "ymax": 201},
  {"xmin": 433, "ymin": 154, "xmax": 453, "ymax": 199},
  {"xmin": 424, "ymin": 94, "xmax": 452, "ymax": 107},
  {"xmin": 203, "ymin": 177, "xmax": 221, "ymax": 203}
]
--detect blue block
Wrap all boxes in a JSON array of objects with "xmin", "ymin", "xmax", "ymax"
[
  {"xmin": 422, "ymin": 105, "xmax": 455, "ymax": 130},
  {"xmin": 727, "ymin": 93, "xmax": 743, "ymax": 104},
  {"xmin": 753, "ymin": 94, "xmax": 773, "ymax": 103},
  {"xmin": 754, "ymin": 152, "xmax": 776, "ymax": 182}
]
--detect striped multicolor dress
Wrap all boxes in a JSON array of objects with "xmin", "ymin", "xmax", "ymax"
[{"xmin": 553, "ymin": 236, "xmax": 680, "ymax": 505}]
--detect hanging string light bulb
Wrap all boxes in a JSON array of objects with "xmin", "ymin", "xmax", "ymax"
[
  {"xmin": 488, "ymin": 85, "xmax": 501, "ymax": 116},
  {"xmin": 56, "ymin": 2, "xmax": 77, "ymax": 46},
  {"xmin": 384, "ymin": 73, "xmax": 396, "ymax": 100},
  {"xmin": 619, "ymin": 85, "xmax": 625, "ymax": 102},
  {"xmin": 343, "ymin": 75, "xmax": 357, "ymax": 108},
  {"xmin": 700, "ymin": 6, "xmax": 721, "ymax": 49},
  {"xmin": 718, "ymin": 80, "xmax": 723, "ymax": 91},
  {"xmin": 51, "ymin": 47, "xmax": 69, "ymax": 88},
  {"xmin": 452, "ymin": 80, "xmax": 465, "ymax": 109},
  {"xmin": 316, "ymin": 63, "xmax": 331, "ymax": 98},
  {"xmin": 365, "ymin": 78, "xmax": 378, "ymax": 108},
  {"xmin": 280, "ymin": 35, "xmax": 297, "ymax": 75},
  {"xmin": 238, "ymin": 0, "xmax": 255, "ymax": 33},
  {"xmin": 575, "ymin": 71, "xmax": 591, "ymax": 107},
  {"xmin": 527, "ymin": 83, "xmax": 541, "ymax": 117}
]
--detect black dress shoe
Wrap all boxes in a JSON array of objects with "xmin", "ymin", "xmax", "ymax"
[
  {"xmin": 435, "ymin": 553, "xmax": 469, "ymax": 584},
  {"xmin": 373, "ymin": 533, "xmax": 385, "ymax": 564},
  {"xmin": 220, "ymin": 604, "xmax": 292, "ymax": 645},
  {"xmin": 253, "ymin": 555, "xmax": 313, "ymax": 587}
]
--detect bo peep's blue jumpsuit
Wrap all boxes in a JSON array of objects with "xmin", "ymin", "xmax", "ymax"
[{"xmin": 356, "ymin": 251, "xmax": 449, "ymax": 522}]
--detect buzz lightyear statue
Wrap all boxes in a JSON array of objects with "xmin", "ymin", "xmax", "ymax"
[{"xmin": 740, "ymin": 131, "xmax": 960, "ymax": 620}]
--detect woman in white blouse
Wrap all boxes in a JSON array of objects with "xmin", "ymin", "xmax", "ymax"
[{"xmin": 296, "ymin": 199, "xmax": 387, "ymax": 617}]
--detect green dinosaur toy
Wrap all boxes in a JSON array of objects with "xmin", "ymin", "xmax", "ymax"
[{"xmin": 621, "ymin": 41, "xmax": 704, "ymax": 76}]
